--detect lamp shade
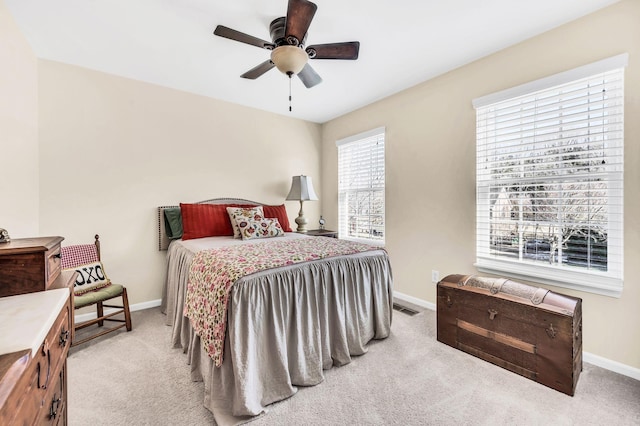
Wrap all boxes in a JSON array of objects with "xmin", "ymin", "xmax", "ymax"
[
  {"xmin": 271, "ymin": 45, "xmax": 309, "ymax": 75},
  {"xmin": 286, "ymin": 175, "xmax": 318, "ymax": 201}
]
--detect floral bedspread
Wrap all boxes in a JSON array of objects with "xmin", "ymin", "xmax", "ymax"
[{"xmin": 184, "ymin": 237, "xmax": 379, "ymax": 367}]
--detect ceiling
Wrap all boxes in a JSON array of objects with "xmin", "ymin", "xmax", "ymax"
[{"xmin": 5, "ymin": 0, "xmax": 620, "ymax": 124}]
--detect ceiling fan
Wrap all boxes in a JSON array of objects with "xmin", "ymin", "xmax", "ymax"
[{"xmin": 213, "ymin": 0, "xmax": 360, "ymax": 90}]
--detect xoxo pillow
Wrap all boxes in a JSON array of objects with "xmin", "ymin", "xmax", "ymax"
[{"xmin": 70, "ymin": 261, "xmax": 112, "ymax": 295}]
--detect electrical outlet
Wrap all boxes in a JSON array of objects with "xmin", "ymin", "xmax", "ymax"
[{"xmin": 431, "ymin": 270, "xmax": 439, "ymax": 283}]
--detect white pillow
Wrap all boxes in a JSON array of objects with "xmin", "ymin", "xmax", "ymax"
[
  {"xmin": 238, "ymin": 217, "xmax": 285, "ymax": 240},
  {"xmin": 226, "ymin": 206, "xmax": 264, "ymax": 239}
]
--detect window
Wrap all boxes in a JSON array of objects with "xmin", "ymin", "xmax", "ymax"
[
  {"xmin": 473, "ymin": 54, "xmax": 627, "ymax": 297},
  {"xmin": 337, "ymin": 127, "xmax": 385, "ymax": 244}
]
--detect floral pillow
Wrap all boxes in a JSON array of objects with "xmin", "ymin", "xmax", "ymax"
[
  {"xmin": 226, "ymin": 206, "xmax": 264, "ymax": 239},
  {"xmin": 237, "ymin": 217, "xmax": 285, "ymax": 240}
]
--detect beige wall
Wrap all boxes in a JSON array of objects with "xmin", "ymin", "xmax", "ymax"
[
  {"xmin": 3, "ymin": 0, "xmax": 638, "ymax": 372},
  {"xmin": 0, "ymin": 0, "xmax": 39, "ymax": 237},
  {"xmin": 37, "ymin": 60, "xmax": 322, "ymax": 306},
  {"xmin": 322, "ymin": 0, "xmax": 640, "ymax": 369}
]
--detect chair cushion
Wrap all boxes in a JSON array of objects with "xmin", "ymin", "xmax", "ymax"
[{"xmin": 74, "ymin": 283, "xmax": 124, "ymax": 309}]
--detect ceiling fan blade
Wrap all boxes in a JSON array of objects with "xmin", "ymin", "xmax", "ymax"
[
  {"xmin": 297, "ymin": 63, "xmax": 322, "ymax": 88},
  {"xmin": 306, "ymin": 42, "xmax": 360, "ymax": 60},
  {"xmin": 214, "ymin": 25, "xmax": 274, "ymax": 50},
  {"xmin": 285, "ymin": 0, "xmax": 317, "ymax": 45},
  {"xmin": 241, "ymin": 60, "xmax": 276, "ymax": 79}
]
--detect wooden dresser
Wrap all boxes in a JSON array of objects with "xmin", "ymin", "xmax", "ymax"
[
  {"xmin": 0, "ymin": 289, "xmax": 72, "ymax": 425},
  {"xmin": 0, "ymin": 236, "xmax": 65, "ymax": 298}
]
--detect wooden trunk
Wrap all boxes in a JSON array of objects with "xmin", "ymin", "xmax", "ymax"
[{"xmin": 437, "ymin": 274, "xmax": 582, "ymax": 396}]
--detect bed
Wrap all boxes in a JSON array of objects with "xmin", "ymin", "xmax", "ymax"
[{"xmin": 159, "ymin": 198, "xmax": 393, "ymax": 425}]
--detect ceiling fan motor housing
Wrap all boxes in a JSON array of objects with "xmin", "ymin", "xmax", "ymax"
[{"xmin": 270, "ymin": 17, "xmax": 307, "ymax": 47}]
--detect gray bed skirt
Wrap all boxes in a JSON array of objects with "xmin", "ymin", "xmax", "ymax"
[{"xmin": 161, "ymin": 240, "xmax": 393, "ymax": 425}]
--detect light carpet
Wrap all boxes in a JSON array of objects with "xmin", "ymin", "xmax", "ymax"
[{"xmin": 67, "ymin": 306, "xmax": 640, "ymax": 425}]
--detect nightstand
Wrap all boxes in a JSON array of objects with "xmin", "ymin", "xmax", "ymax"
[{"xmin": 305, "ymin": 229, "xmax": 338, "ymax": 238}]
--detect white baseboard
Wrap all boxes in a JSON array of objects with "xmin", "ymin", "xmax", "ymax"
[
  {"xmin": 582, "ymin": 352, "xmax": 640, "ymax": 381},
  {"xmin": 393, "ymin": 291, "xmax": 640, "ymax": 381},
  {"xmin": 394, "ymin": 290, "xmax": 436, "ymax": 311},
  {"xmin": 74, "ymin": 298, "xmax": 162, "ymax": 323}
]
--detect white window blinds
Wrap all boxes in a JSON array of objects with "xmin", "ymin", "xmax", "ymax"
[
  {"xmin": 337, "ymin": 128, "xmax": 385, "ymax": 243},
  {"xmin": 474, "ymin": 56, "xmax": 626, "ymax": 297}
]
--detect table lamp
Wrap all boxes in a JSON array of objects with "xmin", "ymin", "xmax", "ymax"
[{"xmin": 286, "ymin": 175, "xmax": 318, "ymax": 233}]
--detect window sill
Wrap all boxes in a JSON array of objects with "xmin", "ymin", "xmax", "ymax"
[
  {"xmin": 475, "ymin": 257, "xmax": 622, "ymax": 298},
  {"xmin": 342, "ymin": 236, "xmax": 385, "ymax": 248}
]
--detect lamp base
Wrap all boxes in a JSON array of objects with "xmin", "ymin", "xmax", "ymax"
[
  {"xmin": 295, "ymin": 200, "xmax": 308, "ymax": 233},
  {"xmin": 295, "ymin": 215, "xmax": 309, "ymax": 233}
]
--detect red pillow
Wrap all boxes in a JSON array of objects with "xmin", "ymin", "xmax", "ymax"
[
  {"xmin": 263, "ymin": 204, "xmax": 293, "ymax": 233},
  {"xmin": 180, "ymin": 203, "xmax": 253, "ymax": 240}
]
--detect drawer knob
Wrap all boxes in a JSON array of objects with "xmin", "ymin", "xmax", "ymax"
[
  {"xmin": 488, "ymin": 309, "xmax": 498, "ymax": 320},
  {"xmin": 37, "ymin": 349, "xmax": 51, "ymax": 389},
  {"xmin": 59, "ymin": 329, "xmax": 69, "ymax": 347},
  {"xmin": 49, "ymin": 394, "xmax": 61, "ymax": 419}
]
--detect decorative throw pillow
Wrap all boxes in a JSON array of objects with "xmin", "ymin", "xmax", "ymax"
[
  {"xmin": 163, "ymin": 207, "xmax": 183, "ymax": 239},
  {"xmin": 180, "ymin": 203, "xmax": 255, "ymax": 240},
  {"xmin": 69, "ymin": 261, "xmax": 111, "ymax": 295},
  {"xmin": 262, "ymin": 204, "xmax": 293, "ymax": 232},
  {"xmin": 237, "ymin": 217, "xmax": 285, "ymax": 240},
  {"xmin": 227, "ymin": 206, "xmax": 265, "ymax": 238}
]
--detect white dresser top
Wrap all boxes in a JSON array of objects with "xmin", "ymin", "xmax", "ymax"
[{"xmin": 0, "ymin": 288, "xmax": 69, "ymax": 357}]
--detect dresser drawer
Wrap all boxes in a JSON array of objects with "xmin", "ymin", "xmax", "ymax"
[
  {"xmin": 39, "ymin": 298, "xmax": 71, "ymax": 389},
  {"xmin": 35, "ymin": 363, "xmax": 66, "ymax": 425},
  {"xmin": 46, "ymin": 245, "xmax": 62, "ymax": 290},
  {"xmin": 40, "ymin": 296, "xmax": 71, "ymax": 369},
  {"xmin": 0, "ymin": 351, "xmax": 41, "ymax": 426},
  {"xmin": 0, "ymin": 237, "xmax": 65, "ymax": 296}
]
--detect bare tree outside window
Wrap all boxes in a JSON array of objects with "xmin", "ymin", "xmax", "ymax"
[
  {"xmin": 488, "ymin": 138, "xmax": 608, "ymax": 271},
  {"xmin": 474, "ymin": 58, "xmax": 624, "ymax": 295}
]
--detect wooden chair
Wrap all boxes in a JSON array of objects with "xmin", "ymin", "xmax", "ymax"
[{"xmin": 61, "ymin": 234, "xmax": 132, "ymax": 347}]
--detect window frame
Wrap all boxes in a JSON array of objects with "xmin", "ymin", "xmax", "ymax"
[
  {"xmin": 473, "ymin": 54, "xmax": 627, "ymax": 297},
  {"xmin": 336, "ymin": 127, "xmax": 386, "ymax": 246}
]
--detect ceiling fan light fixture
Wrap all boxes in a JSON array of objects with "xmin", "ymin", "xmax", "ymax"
[{"xmin": 270, "ymin": 45, "xmax": 308, "ymax": 75}]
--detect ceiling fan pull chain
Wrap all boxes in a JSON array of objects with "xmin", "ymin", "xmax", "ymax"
[{"xmin": 288, "ymin": 71, "xmax": 293, "ymax": 112}]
